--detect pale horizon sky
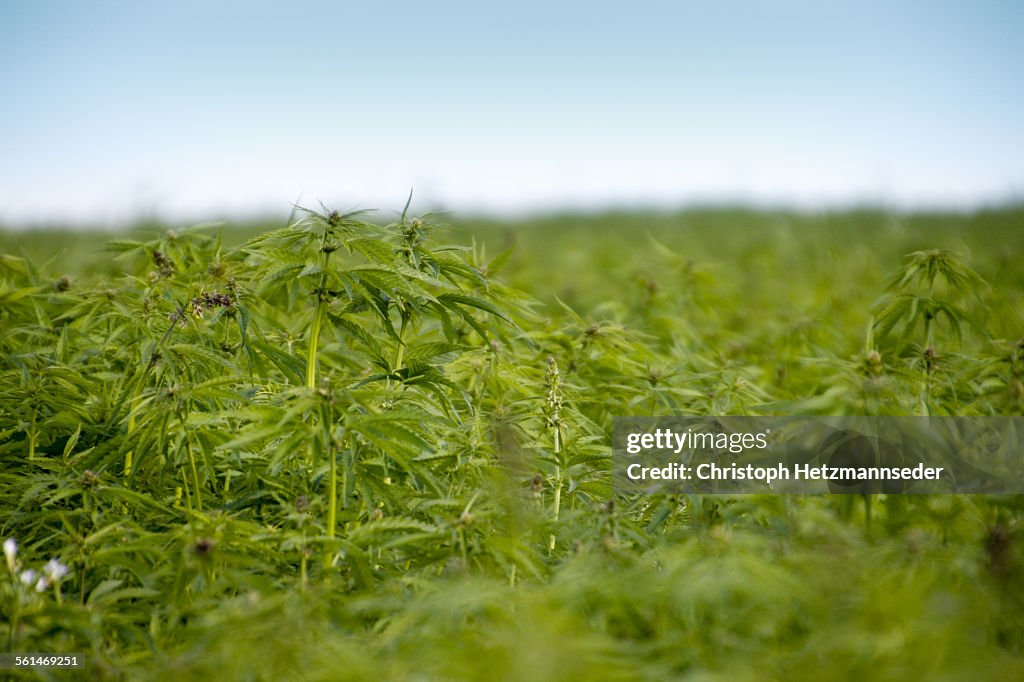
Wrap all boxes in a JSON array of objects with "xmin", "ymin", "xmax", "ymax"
[{"xmin": 1, "ymin": 1, "xmax": 1022, "ymax": 226}]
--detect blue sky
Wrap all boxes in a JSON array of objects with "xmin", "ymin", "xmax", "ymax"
[{"xmin": 1, "ymin": 1, "xmax": 1022, "ymax": 224}]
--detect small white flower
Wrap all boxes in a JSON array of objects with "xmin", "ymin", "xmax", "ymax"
[
  {"xmin": 3, "ymin": 538, "xmax": 16, "ymax": 572},
  {"xmin": 20, "ymin": 568, "xmax": 38, "ymax": 586},
  {"xmin": 35, "ymin": 575, "xmax": 50, "ymax": 592},
  {"xmin": 43, "ymin": 558, "xmax": 69, "ymax": 582}
]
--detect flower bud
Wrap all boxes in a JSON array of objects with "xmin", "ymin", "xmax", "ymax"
[
  {"xmin": 3, "ymin": 538, "xmax": 16, "ymax": 572},
  {"xmin": 43, "ymin": 558, "xmax": 69, "ymax": 583}
]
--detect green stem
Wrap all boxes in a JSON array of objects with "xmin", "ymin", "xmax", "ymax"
[
  {"xmin": 394, "ymin": 312, "xmax": 409, "ymax": 375},
  {"xmin": 185, "ymin": 436, "xmax": 202, "ymax": 511},
  {"xmin": 342, "ymin": 452, "xmax": 349, "ymax": 510},
  {"xmin": 125, "ymin": 406, "xmax": 137, "ymax": 477},
  {"xmin": 549, "ymin": 421, "xmax": 562, "ymax": 551},
  {"xmin": 306, "ymin": 243, "xmax": 332, "ymax": 389},
  {"xmin": 306, "ymin": 302, "xmax": 325, "ymax": 390},
  {"xmin": 386, "ymin": 311, "xmax": 409, "ymax": 392},
  {"xmin": 180, "ymin": 467, "xmax": 192, "ymax": 511},
  {"xmin": 553, "ymin": 471, "xmax": 562, "ymax": 519},
  {"xmin": 327, "ymin": 451, "xmax": 337, "ymax": 538},
  {"xmin": 326, "ymin": 420, "xmax": 337, "ymax": 540},
  {"xmin": 305, "ymin": 243, "xmax": 331, "ymax": 477}
]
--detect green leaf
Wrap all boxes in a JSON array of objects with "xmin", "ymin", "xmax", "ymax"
[{"xmin": 63, "ymin": 423, "xmax": 82, "ymax": 458}]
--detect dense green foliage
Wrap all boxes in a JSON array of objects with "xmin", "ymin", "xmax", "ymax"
[{"xmin": 1, "ymin": 206, "xmax": 1023, "ymax": 680}]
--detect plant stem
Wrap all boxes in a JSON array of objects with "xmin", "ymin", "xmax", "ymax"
[
  {"xmin": 553, "ymin": 416, "xmax": 562, "ymax": 520},
  {"xmin": 125, "ymin": 408, "xmax": 136, "ymax": 477},
  {"xmin": 316, "ymin": 397, "xmax": 339, "ymax": 539},
  {"xmin": 306, "ymin": 303, "xmax": 325, "ymax": 390},
  {"xmin": 394, "ymin": 311, "xmax": 409, "ymax": 375},
  {"xmin": 180, "ymin": 468, "xmax": 192, "ymax": 511},
  {"xmin": 386, "ymin": 310, "xmax": 409, "ymax": 392},
  {"xmin": 306, "ymin": 238, "xmax": 332, "ymax": 390},
  {"xmin": 305, "ymin": 238, "xmax": 332, "ymax": 484},
  {"xmin": 549, "ymin": 420, "xmax": 562, "ymax": 551},
  {"xmin": 342, "ymin": 451, "xmax": 349, "ymax": 510},
  {"xmin": 327, "ymin": 448, "xmax": 338, "ymax": 538},
  {"xmin": 185, "ymin": 436, "xmax": 202, "ymax": 511},
  {"xmin": 547, "ymin": 358, "xmax": 563, "ymax": 551},
  {"xmin": 325, "ymin": 454, "xmax": 337, "ymax": 532}
]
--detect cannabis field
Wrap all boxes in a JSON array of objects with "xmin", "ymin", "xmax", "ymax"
[{"xmin": 1, "ymin": 205, "xmax": 1023, "ymax": 680}]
